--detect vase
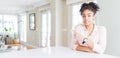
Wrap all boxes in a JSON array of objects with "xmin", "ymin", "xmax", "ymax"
[{"xmin": 13, "ymin": 38, "xmax": 20, "ymax": 44}]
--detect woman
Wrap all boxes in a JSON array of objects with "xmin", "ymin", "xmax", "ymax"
[{"xmin": 71, "ymin": 2, "xmax": 106, "ymax": 54}]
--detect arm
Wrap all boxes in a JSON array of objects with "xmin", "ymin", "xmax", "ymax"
[
  {"xmin": 81, "ymin": 27, "xmax": 107, "ymax": 54},
  {"xmin": 72, "ymin": 26, "xmax": 106, "ymax": 54},
  {"xmin": 72, "ymin": 30, "xmax": 94, "ymax": 53},
  {"xmin": 92, "ymin": 27, "xmax": 107, "ymax": 54},
  {"xmin": 76, "ymin": 44, "xmax": 94, "ymax": 53}
]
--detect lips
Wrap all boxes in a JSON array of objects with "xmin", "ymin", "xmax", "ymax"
[{"xmin": 84, "ymin": 21, "xmax": 89, "ymax": 24}]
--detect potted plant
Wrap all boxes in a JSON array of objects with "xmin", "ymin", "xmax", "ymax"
[
  {"xmin": 13, "ymin": 33, "xmax": 19, "ymax": 44},
  {"xmin": 4, "ymin": 27, "xmax": 13, "ymax": 44}
]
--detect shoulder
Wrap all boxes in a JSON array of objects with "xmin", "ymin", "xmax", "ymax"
[
  {"xmin": 96, "ymin": 25, "xmax": 107, "ymax": 32},
  {"xmin": 73, "ymin": 24, "xmax": 84, "ymax": 33},
  {"xmin": 74, "ymin": 24, "xmax": 84, "ymax": 29}
]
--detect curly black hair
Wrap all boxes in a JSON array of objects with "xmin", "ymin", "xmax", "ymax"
[{"xmin": 80, "ymin": 2, "xmax": 100, "ymax": 15}]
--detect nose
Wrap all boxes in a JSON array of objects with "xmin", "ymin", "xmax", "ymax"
[{"xmin": 84, "ymin": 16, "xmax": 89, "ymax": 21}]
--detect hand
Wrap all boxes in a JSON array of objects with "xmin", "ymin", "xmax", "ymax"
[
  {"xmin": 73, "ymin": 30, "xmax": 84, "ymax": 44},
  {"xmin": 76, "ymin": 44, "xmax": 94, "ymax": 53},
  {"xmin": 86, "ymin": 39, "xmax": 94, "ymax": 49}
]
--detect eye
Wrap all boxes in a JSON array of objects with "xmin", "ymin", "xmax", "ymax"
[
  {"xmin": 88, "ymin": 15, "xmax": 91, "ymax": 17},
  {"xmin": 82, "ymin": 15, "xmax": 85, "ymax": 18}
]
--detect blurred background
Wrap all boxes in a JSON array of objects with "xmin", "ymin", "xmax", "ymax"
[{"xmin": 0, "ymin": 0, "xmax": 120, "ymax": 57}]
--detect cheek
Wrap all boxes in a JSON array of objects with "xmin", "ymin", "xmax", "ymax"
[
  {"xmin": 83, "ymin": 17, "xmax": 93, "ymax": 23},
  {"xmin": 88, "ymin": 16, "xmax": 94, "ymax": 21},
  {"xmin": 89, "ymin": 18, "xmax": 93, "ymax": 21}
]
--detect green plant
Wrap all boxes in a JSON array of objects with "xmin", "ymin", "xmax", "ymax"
[
  {"xmin": 4, "ymin": 23, "xmax": 17, "ymax": 40},
  {"xmin": 14, "ymin": 33, "xmax": 17, "ymax": 39}
]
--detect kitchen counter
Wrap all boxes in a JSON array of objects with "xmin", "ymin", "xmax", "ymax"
[{"xmin": 0, "ymin": 47, "xmax": 119, "ymax": 58}]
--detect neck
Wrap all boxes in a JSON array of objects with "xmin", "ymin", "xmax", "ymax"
[
  {"xmin": 85, "ymin": 23, "xmax": 94, "ymax": 36},
  {"xmin": 85, "ymin": 23, "xmax": 94, "ymax": 31}
]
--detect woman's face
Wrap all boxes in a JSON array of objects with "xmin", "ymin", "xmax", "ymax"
[{"xmin": 81, "ymin": 9, "xmax": 95, "ymax": 26}]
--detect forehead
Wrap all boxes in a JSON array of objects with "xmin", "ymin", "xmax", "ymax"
[{"xmin": 82, "ymin": 9, "xmax": 94, "ymax": 15}]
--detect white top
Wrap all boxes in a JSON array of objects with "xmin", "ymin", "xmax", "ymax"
[
  {"xmin": 71, "ymin": 24, "xmax": 107, "ymax": 54},
  {"xmin": 0, "ymin": 47, "xmax": 119, "ymax": 58}
]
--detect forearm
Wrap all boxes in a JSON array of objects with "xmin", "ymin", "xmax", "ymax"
[
  {"xmin": 76, "ymin": 45, "xmax": 94, "ymax": 53},
  {"xmin": 86, "ymin": 39, "xmax": 94, "ymax": 49}
]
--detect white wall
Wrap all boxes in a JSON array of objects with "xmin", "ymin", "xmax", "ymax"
[
  {"xmin": 51, "ymin": 0, "xmax": 69, "ymax": 47},
  {"xmin": 26, "ymin": 0, "xmax": 68, "ymax": 47},
  {"xmin": 26, "ymin": 8, "xmax": 40, "ymax": 47},
  {"xmin": 97, "ymin": 0, "xmax": 120, "ymax": 56},
  {"xmin": 48, "ymin": 0, "xmax": 69, "ymax": 47}
]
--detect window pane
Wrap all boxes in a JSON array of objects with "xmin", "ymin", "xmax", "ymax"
[
  {"xmin": 72, "ymin": 4, "xmax": 82, "ymax": 29},
  {"xmin": 0, "ymin": 15, "xmax": 3, "ymax": 32},
  {"xmin": 42, "ymin": 13, "xmax": 47, "ymax": 47},
  {"xmin": 19, "ymin": 14, "xmax": 27, "ymax": 42},
  {"xmin": 72, "ymin": 4, "xmax": 81, "ymax": 15},
  {"xmin": 0, "ymin": 15, "xmax": 18, "ymax": 38},
  {"xmin": 41, "ymin": 11, "xmax": 51, "ymax": 47}
]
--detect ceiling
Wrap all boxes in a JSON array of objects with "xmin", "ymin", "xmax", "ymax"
[{"xmin": 0, "ymin": 0, "xmax": 47, "ymax": 14}]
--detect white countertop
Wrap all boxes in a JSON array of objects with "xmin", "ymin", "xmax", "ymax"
[{"xmin": 0, "ymin": 47, "xmax": 119, "ymax": 58}]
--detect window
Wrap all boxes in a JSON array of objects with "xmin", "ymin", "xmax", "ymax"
[
  {"xmin": 18, "ymin": 14, "xmax": 27, "ymax": 42},
  {"xmin": 72, "ymin": 4, "xmax": 82, "ymax": 29},
  {"xmin": 0, "ymin": 15, "xmax": 18, "ymax": 38},
  {"xmin": 41, "ymin": 10, "xmax": 51, "ymax": 47},
  {"xmin": 0, "ymin": 15, "xmax": 3, "ymax": 32}
]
